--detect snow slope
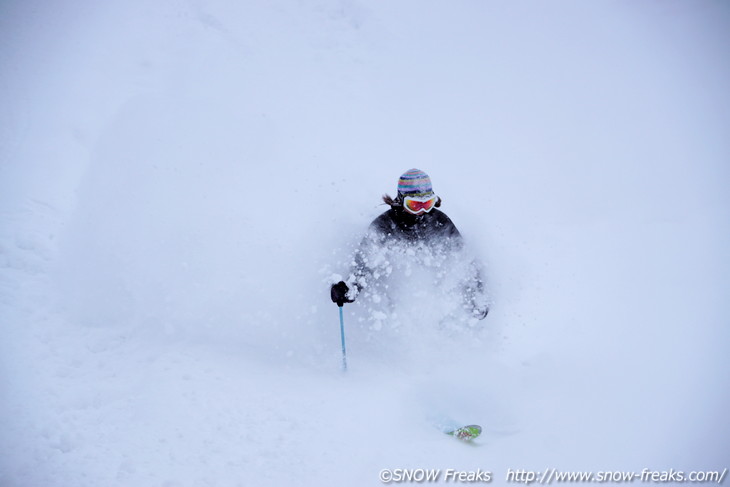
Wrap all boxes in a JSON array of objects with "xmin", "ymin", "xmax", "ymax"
[{"xmin": 1, "ymin": 1, "xmax": 729, "ymax": 486}]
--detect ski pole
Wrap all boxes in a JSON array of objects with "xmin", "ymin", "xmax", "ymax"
[{"xmin": 338, "ymin": 305, "xmax": 347, "ymax": 371}]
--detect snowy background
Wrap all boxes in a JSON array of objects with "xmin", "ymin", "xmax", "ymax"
[{"xmin": 1, "ymin": 0, "xmax": 729, "ymax": 486}]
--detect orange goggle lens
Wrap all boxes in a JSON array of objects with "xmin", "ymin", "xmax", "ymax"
[{"xmin": 404, "ymin": 195, "xmax": 437, "ymax": 214}]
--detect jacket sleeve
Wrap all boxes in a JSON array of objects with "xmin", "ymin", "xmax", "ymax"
[
  {"xmin": 437, "ymin": 212, "xmax": 465, "ymax": 252},
  {"xmin": 347, "ymin": 225, "xmax": 384, "ymax": 297},
  {"xmin": 461, "ymin": 258, "xmax": 490, "ymax": 318},
  {"xmin": 438, "ymin": 213, "xmax": 489, "ymax": 318}
]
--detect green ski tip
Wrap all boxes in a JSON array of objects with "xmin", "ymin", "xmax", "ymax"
[{"xmin": 447, "ymin": 425, "xmax": 482, "ymax": 441}]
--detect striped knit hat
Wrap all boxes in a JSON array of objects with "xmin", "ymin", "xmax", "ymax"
[{"xmin": 397, "ymin": 169, "xmax": 434, "ymax": 198}]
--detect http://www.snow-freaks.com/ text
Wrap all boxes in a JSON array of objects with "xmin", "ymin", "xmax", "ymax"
[{"xmin": 378, "ymin": 467, "xmax": 728, "ymax": 484}]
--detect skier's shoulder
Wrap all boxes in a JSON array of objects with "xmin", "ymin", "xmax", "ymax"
[
  {"xmin": 368, "ymin": 208, "xmax": 399, "ymax": 233},
  {"xmin": 424, "ymin": 209, "xmax": 462, "ymax": 244}
]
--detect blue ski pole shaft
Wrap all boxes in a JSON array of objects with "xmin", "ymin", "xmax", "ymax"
[{"xmin": 338, "ymin": 305, "xmax": 347, "ymax": 371}]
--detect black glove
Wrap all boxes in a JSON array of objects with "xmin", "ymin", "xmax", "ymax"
[{"xmin": 330, "ymin": 281, "xmax": 354, "ymax": 307}]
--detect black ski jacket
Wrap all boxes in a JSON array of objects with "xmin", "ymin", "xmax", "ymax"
[
  {"xmin": 350, "ymin": 207, "xmax": 466, "ymax": 292},
  {"xmin": 344, "ymin": 206, "xmax": 489, "ymax": 319}
]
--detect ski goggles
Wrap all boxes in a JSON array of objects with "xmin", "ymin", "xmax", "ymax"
[{"xmin": 403, "ymin": 194, "xmax": 437, "ymax": 215}]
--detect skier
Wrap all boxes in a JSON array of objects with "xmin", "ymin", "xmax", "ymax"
[{"xmin": 330, "ymin": 169, "xmax": 489, "ymax": 323}]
